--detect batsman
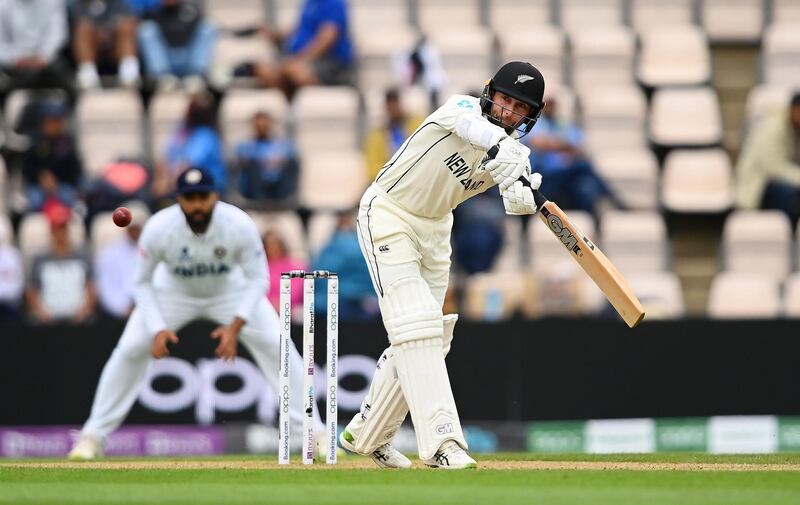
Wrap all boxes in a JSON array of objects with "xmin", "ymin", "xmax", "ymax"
[{"xmin": 339, "ymin": 61, "xmax": 545, "ymax": 468}]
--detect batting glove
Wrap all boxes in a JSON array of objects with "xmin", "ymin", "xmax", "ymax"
[
  {"xmin": 501, "ymin": 173, "xmax": 542, "ymax": 215},
  {"xmin": 485, "ymin": 137, "xmax": 531, "ymax": 192}
]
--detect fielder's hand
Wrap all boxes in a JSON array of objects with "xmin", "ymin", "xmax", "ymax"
[
  {"xmin": 501, "ymin": 173, "xmax": 542, "ymax": 215},
  {"xmin": 485, "ymin": 137, "xmax": 531, "ymax": 192},
  {"xmin": 211, "ymin": 325, "xmax": 239, "ymax": 361},
  {"xmin": 152, "ymin": 330, "xmax": 179, "ymax": 359}
]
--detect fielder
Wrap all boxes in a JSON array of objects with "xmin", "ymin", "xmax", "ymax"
[
  {"xmin": 338, "ymin": 61, "xmax": 545, "ymax": 469},
  {"xmin": 69, "ymin": 167, "xmax": 323, "ymax": 459}
]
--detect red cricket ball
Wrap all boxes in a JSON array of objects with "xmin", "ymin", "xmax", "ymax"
[{"xmin": 112, "ymin": 207, "xmax": 132, "ymax": 227}]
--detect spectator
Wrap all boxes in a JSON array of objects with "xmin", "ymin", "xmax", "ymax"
[
  {"xmin": 736, "ymin": 92, "xmax": 800, "ymax": 222},
  {"xmin": 94, "ymin": 202, "xmax": 149, "ymax": 318},
  {"xmin": 153, "ymin": 92, "xmax": 225, "ymax": 200},
  {"xmin": 0, "ymin": 0, "xmax": 71, "ymax": 103},
  {"xmin": 137, "ymin": 0, "xmax": 217, "ymax": 90},
  {"xmin": 250, "ymin": 0, "xmax": 354, "ymax": 99},
  {"xmin": 452, "ymin": 191, "xmax": 505, "ymax": 275},
  {"xmin": 0, "ymin": 218, "xmax": 24, "ymax": 321},
  {"xmin": 22, "ymin": 101, "xmax": 83, "ymax": 211},
  {"xmin": 525, "ymin": 97, "xmax": 620, "ymax": 214},
  {"xmin": 263, "ymin": 230, "xmax": 307, "ymax": 311},
  {"xmin": 26, "ymin": 202, "xmax": 96, "ymax": 324},
  {"xmin": 70, "ymin": 0, "xmax": 141, "ymax": 89},
  {"xmin": 235, "ymin": 111, "xmax": 299, "ymax": 204},
  {"xmin": 364, "ymin": 89, "xmax": 424, "ymax": 181},
  {"xmin": 312, "ymin": 210, "xmax": 379, "ymax": 321}
]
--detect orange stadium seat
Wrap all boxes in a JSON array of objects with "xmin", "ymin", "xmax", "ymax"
[
  {"xmin": 293, "ymin": 86, "xmax": 360, "ymax": 152},
  {"xmin": 762, "ymin": 24, "xmax": 800, "ymax": 86},
  {"xmin": 581, "ymin": 85, "xmax": 648, "ymax": 151},
  {"xmin": 206, "ymin": 0, "xmax": 267, "ymax": 30},
  {"xmin": 627, "ymin": 271, "xmax": 685, "ymax": 319},
  {"xmin": 489, "ymin": 0, "xmax": 553, "ymax": 30},
  {"xmin": 299, "ymin": 150, "xmax": 367, "ymax": 210}
]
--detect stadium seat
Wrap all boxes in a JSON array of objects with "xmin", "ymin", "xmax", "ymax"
[
  {"xmin": 648, "ymin": 87, "xmax": 723, "ymax": 147},
  {"xmin": 249, "ymin": 210, "xmax": 308, "ymax": 261},
  {"xmin": 627, "ymin": 271, "xmax": 685, "ymax": 319},
  {"xmin": 770, "ymin": 0, "xmax": 800, "ymax": 25},
  {"xmin": 629, "ymin": 0, "xmax": 695, "ymax": 33},
  {"xmin": 220, "ymin": 89, "xmax": 288, "ymax": 154},
  {"xmin": 418, "ymin": 0, "xmax": 481, "ymax": 32},
  {"xmin": 722, "ymin": 210, "xmax": 793, "ymax": 279},
  {"xmin": 76, "ymin": 89, "xmax": 145, "ymax": 177},
  {"xmin": 306, "ymin": 211, "xmax": 338, "ymax": 258},
  {"xmin": 90, "ymin": 201, "xmax": 149, "ymax": 255},
  {"xmin": 491, "ymin": 217, "xmax": 524, "ymax": 273},
  {"xmin": 744, "ymin": 84, "xmax": 792, "ymax": 128},
  {"xmin": 463, "ymin": 272, "xmax": 525, "ymax": 321},
  {"xmin": 293, "ymin": 86, "xmax": 360, "ymax": 152},
  {"xmin": 581, "ymin": 85, "xmax": 648, "ymax": 151},
  {"xmin": 206, "ymin": 0, "xmax": 266, "ymax": 30},
  {"xmin": 271, "ymin": 0, "xmax": 300, "ymax": 32},
  {"xmin": 497, "ymin": 25, "xmax": 566, "ymax": 88},
  {"xmin": 570, "ymin": 26, "xmax": 636, "ymax": 94},
  {"xmin": 354, "ymin": 24, "xmax": 418, "ymax": 92},
  {"xmin": 559, "ymin": 0, "xmax": 624, "ymax": 32},
  {"xmin": 350, "ymin": 0, "xmax": 410, "ymax": 34},
  {"xmin": 148, "ymin": 90, "xmax": 191, "ymax": 159},
  {"xmin": 600, "ymin": 210, "xmax": 670, "ymax": 273},
  {"xmin": 489, "ymin": 0, "xmax": 554, "ymax": 30},
  {"xmin": 18, "ymin": 212, "xmax": 86, "ymax": 263},
  {"xmin": 0, "ymin": 213, "xmax": 13, "ymax": 246},
  {"xmin": 521, "ymin": 262, "xmax": 605, "ymax": 318},
  {"xmin": 637, "ymin": 25, "xmax": 712, "ymax": 87},
  {"xmin": 425, "ymin": 27, "xmax": 494, "ymax": 95},
  {"xmin": 299, "ymin": 149, "xmax": 367, "ymax": 210},
  {"xmin": 661, "ymin": 148, "xmax": 734, "ymax": 213},
  {"xmin": 543, "ymin": 85, "xmax": 578, "ymax": 124},
  {"xmin": 702, "ymin": 0, "xmax": 765, "ymax": 43},
  {"xmin": 762, "ymin": 24, "xmax": 800, "ymax": 87},
  {"xmin": 529, "ymin": 209, "xmax": 596, "ymax": 272},
  {"xmin": 211, "ymin": 35, "xmax": 275, "ymax": 88},
  {"xmin": 3, "ymin": 88, "xmax": 68, "ymax": 136},
  {"xmin": 592, "ymin": 148, "xmax": 659, "ymax": 210},
  {"xmin": 707, "ymin": 272, "xmax": 781, "ymax": 319},
  {"xmin": 783, "ymin": 272, "xmax": 800, "ymax": 317},
  {"xmin": 364, "ymin": 86, "xmax": 430, "ymax": 129}
]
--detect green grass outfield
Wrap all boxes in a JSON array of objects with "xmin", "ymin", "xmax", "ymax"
[{"xmin": 1, "ymin": 453, "xmax": 799, "ymax": 505}]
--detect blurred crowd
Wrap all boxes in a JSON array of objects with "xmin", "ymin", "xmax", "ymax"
[{"xmin": 1, "ymin": 0, "xmax": 799, "ymax": 324}]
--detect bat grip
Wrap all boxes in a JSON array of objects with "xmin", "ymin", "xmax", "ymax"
[{"xmin": 486, "ymin": 145, "xmax": 549, "ymax": 208}]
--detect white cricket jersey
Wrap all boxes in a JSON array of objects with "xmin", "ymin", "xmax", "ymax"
[
  {"xmin": 134, "ymin": 202, "xmax": 267, "ymax": 334},
  {"xmin": 373, "ymin": 95, "xmax": 502, "ymax": 218}
]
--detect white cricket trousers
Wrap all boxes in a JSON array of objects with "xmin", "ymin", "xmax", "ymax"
[{"xmin": 81, "ymin": 288, "xmax": 319, "ymax": 440}]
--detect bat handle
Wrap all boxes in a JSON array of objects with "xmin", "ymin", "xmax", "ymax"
[{"xmin": 486, "ymin": 145, "xmax": 549, "ymax": 208}]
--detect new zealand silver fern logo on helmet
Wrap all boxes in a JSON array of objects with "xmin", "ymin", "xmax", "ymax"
[{"xmin": 515, "ymin": 74, "xmax": 535, "ymax": 84}]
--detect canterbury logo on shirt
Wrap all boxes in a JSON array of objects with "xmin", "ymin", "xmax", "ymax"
[{"xmin": 172, "ymin": 263, "xmax": 231, "ymax": 277}]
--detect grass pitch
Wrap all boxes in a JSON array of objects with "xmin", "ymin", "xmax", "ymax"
[{"xmin": 1, "ymin": 453, "xmax": 799, "ymax": 505}]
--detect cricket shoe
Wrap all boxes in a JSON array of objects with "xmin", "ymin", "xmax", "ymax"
[
  {"xmin": 423, "ymin": 440, "xmax": 477, "ymax": 469},
  {"xmin": 67, "ymin": 434, "xmax": 103, "ymax": 461},
  {"xmin": 339, "ymin": 429, "xmax": 412, "ymax": 469}
]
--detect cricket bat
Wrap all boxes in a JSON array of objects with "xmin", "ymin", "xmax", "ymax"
[
  {"xmin": 531, "ymin": 190, "xmax": 645, "ymax": 328},
  {"xmin": 487, "ymin": 146, "xmax": 645, "ymax": 327}
]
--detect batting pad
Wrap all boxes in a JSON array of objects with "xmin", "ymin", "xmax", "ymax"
[
  {"xmin": 393, "ymin": 337, "xmax": 467, "ymax": 460},
  {"xmin": 347, "ymin": 315, "xmax": 459, "ymax": 455}
]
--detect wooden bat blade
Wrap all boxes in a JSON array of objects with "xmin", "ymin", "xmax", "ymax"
[{"xmin": 538, "ymin": 201, "xmax": 645, "ymax": 328}]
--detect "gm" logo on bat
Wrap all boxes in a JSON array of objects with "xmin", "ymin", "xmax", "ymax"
[{"xmin": 546, "ymin": 213, "xmax": 583, "ymax": 256}]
